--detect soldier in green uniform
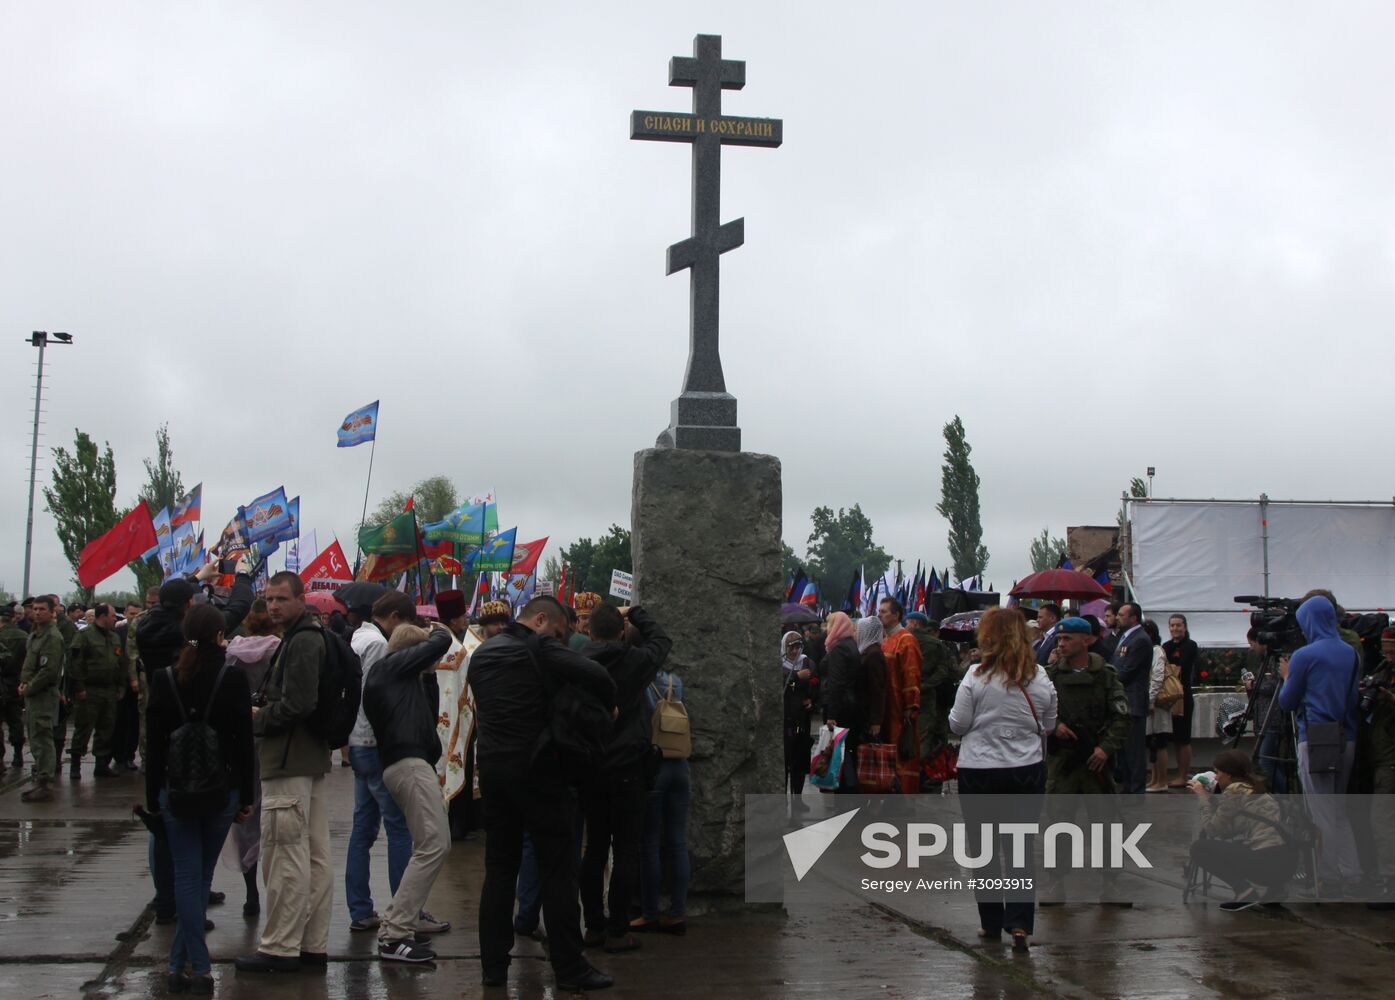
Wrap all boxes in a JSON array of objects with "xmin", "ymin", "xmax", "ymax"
[
  {"xmin": 19, "ymin": 596, "xmax": 65, "ymax": 802},
  {"xmin": 0, "ymin": 605, "xmax": 27, "ymax": 771},
  {"xmin": 68, "ymin": 603, "xmax": 125, "ymax": 778},
  {"xmin": 1042, "ymin": 616, "xmax": 1131, "ymax": 903},
  {"xmin": 907, "ymin": 613, "xmax": 959, "ymax": 788},
  {"xmin": 50, "ymin": 597, "xmax": 78, "ymax": 765}
]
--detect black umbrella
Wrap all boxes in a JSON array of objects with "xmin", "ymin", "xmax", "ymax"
[
  {"xmin": 335, "ymin": 581, "xmax": 387, "ymax": 613},
  {"xmin": 939, "ymin": 610, "xmax": 986, "ymax": 636}
]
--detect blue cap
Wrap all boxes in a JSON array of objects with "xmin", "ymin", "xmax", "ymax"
[
  {"xmin": 1058, "ymin": 616, "xmax": 1092, "ymax": 635},
  {"xmin": 906, "ymin": 611, "xmax": 931, "ymax": 624}
]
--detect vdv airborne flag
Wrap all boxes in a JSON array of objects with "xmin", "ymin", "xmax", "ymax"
[{"xmin": 337, "ymin": 401, "xmax": 379, "ymax": 448}]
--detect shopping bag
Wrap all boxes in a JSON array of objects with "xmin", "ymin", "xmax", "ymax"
[
  {"xmin": 809, "ymin": 725, "xmax": 848, "ymax": 790},
  {"xmin": 856, "ymin": 741, "xmax": 898, "ymax": 792},
  {"xmin": 922, "ymin": 743, "xmax": 959, "ymax": 783}
]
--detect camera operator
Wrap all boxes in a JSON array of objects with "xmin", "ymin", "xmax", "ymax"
[{"xmin": 1277, "ymin": 593, "xmax": 1362, "ymax": 891}]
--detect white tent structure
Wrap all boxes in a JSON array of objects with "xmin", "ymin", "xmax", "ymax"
[{"xmin": 1125, "ymin": 496, "xmax": 1395, "ymax": 648}]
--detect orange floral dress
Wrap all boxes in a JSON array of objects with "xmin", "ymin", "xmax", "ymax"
[{"xmin": 881, "ymin": 628, "xmax": 924, "ymax": 793}]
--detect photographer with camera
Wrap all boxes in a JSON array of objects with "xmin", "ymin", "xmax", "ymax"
[{"xmin": 1277, "ymin": 593, "xmax": 1362, "ymax": 891}]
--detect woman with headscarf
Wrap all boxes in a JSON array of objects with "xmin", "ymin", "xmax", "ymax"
[
  {"xmin": 820, "ymin": 613, "xmax": 861, "ymax": 789},
  {"xmin": 782, "ymin": 631, "xmax": 816, "ymax": 808},
  {"xmin": 855, "ymin": 617, "xmax": 887, "ymax": 746}
]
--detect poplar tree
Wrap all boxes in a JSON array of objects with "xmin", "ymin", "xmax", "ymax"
[
  {"xmin": 43, "ymin": 429, "xmax": 120, "ymax": 600},
  {"xmin": 936, "ymin": 415, "xmax": 989, "ymax": 583}
]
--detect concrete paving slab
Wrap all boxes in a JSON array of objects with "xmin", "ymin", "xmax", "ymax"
[{"xmin": 6, "ymin": 763, "xmax": 1395, "ymax": 998}]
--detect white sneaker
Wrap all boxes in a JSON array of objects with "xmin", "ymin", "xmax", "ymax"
[{"xmin": 415, "ymin": 911, "xmax": 451, "ymax": 934}]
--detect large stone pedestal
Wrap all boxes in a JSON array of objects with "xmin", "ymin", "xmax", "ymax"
[{"xmin": 631, "ymin": 448, "xmax": 782, "ymax": 898}]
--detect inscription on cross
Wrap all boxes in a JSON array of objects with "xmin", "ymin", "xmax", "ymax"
[{"xmin": 631, "ymin": 34, "xmax": 782, "ymax": 452}]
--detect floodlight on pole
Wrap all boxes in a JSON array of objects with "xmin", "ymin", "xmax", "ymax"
[{"xmin": 22, "ymin": 331, "xmax": 74, "ymax": 599}]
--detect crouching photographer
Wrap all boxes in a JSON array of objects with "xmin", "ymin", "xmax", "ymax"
[{"xmin": 1187, "ymin": 750, "xmax": 1295, "ymax": 911}]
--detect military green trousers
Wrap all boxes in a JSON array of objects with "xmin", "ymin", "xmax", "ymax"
[
  {"xmin": 24, "ymin": 691, "xmax": 58, "ymax": 782},
  {"xmin": 72, "ymin": 688, "xmax": 121, "ymax": 761}
]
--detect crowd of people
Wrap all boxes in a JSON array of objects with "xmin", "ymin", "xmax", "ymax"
[
  {"xmin": 1, "ymin": 573, "xmax": 690, "ymax": 994},
  {"xmin": 5, "ymin": 574, "xmax": 1395, "ymax": 983},
  {"xmin": 783, "ymin": 591, "xmax": 1395, "ymax": 947}
]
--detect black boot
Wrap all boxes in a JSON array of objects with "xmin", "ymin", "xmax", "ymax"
[
  {"xmin": 243, "ymin": 868, "xmax": 260, "ymax": 916},
  {"xmin": 69, "ymin": 758, "xmax": 81, "ymax": 780},
  {"xmin": 10, "ymin": 747, "xmax": 20, "ymax": 768},
  {"xmin": 94, "ymin": 759, "xmax": 117, "ymax": 778}
]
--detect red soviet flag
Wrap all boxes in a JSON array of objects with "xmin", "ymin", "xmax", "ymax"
[
  {"xmin": 509, "ymin": 537, "xmax": 549, "ymax": 578},
  {"xmin": 298, "ymin": 540, "xmax": 353, "ymax": 585},
  {"xmin": 77, "ymin": 503, "xmax": 158, "ymax": 589}
]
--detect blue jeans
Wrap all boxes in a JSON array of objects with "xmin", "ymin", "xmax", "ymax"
[
  {"xmin": 345, "ymin": 745, "xmax": 413, "ymax": 921},
  {"xmin": 161, "ymin": 790, "xmax": 239, "ymax": 975},
  {"xmin": 640, "ymin": 759, "xmax": 691, "ymax": 919}
]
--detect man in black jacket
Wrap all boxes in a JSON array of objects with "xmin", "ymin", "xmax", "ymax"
[
  {"xmin": 363, "ymin": 622, "xmax": 453, "ymax": 964},
  {"xmin": 578, "ymin": 604, "xmax": 672, "ymax": 952},
  {"xmin": 469, "ymin": 595, "xmax": 617, "ymax": 993},
  {"xmin": 1109, "ymin": 602, "xmax": 1151, "ymax": 794}
]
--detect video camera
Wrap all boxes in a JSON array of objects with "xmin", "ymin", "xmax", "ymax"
[{"xmin": 1233, "ymin": 595, "xmax": 1306, "ymax": 655}]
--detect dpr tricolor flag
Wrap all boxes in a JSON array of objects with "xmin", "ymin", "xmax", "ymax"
[
  {"xmin": 170, "ymin": 484, "xmax": 202, "ymax": 527},
  {"xmin": 337, "ymin": 401, "xmax": 380, "ymax": 448}
]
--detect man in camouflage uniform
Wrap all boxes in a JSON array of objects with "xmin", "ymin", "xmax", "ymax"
[
  {"xmin": 19, "ymin": 596, "xmax": 65, "ymax": 802},
  {"xmin": 68, "ymin": 603, "xmax": 125, "ymax": 778},
  {"xmin": 0, "ymin": 605, "xmax": 27, "ymax": 771},
  {"xmin": 906, "ymin": 613, "xmax": 958, "ymax": 789},
  {"xmin": 50, "ymin": 596, "xmax": 78, "ymax": 765},
  {"xmin": 1042, "ymin": 616, "xmax": 1131, "ymax": 903}
]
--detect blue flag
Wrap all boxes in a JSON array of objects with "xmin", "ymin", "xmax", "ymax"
[
  {"xmin": 337, "ymin": 401, "xmax": 380, "ymax": 448},
  {"xmin": 423, "ymin": 502, "xmax": 493, "ymax": 545},
  {"xmin": 270, "ymin": 496, "xmax": 300, "ymax": 545},
  {"xmin": 242, "ymin": 487, "xmax": 293, "ymax": 545},
  {"xmin": 471, "ymin": 528, "xmax": 517, "ymax": 572}
]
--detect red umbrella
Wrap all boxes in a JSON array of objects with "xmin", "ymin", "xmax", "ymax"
[
  {"xmin": 1009, "ymin": 569, "xmax": 1111, "ymax": 602},
  {"xmin": 304, "ymin": 591, "xmax": 340, "ymax": 616}
]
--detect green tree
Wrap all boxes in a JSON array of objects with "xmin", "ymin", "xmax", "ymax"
[
  {"xmin": 1117, "ymin": 476, "xmax": 1148, "ymax": 525},
  {"xmin": 781, "ymin": 542, "xmax": 801, "ymax": 584},
  {"xmin": 936, "ymin": 415, "xmax": 989, "ymax": 583},
  {"xmin": 366, "ymin": 476, "xmax": 460, "ymax": 529},
  {"xmin": 43, "ymin": 429, "xmax": 120, "ymax": 601},
  {"xmin": 94, "ymin": 589, "xmax": 140, "ymax": 608},
  {"xmin": 804, "ymin": 505, "xmax": 891, "ymax": 597},
  {"xmin": 128, "ymin": 423, "xmax": 185, "ymax": 596},
  {"xmin": 1028, "ymin": 528, "xmax": 1068, "ymax": 573},
  {"xmin": 560, "ymin": 525, "xmax": 633, "ymax": 601}
]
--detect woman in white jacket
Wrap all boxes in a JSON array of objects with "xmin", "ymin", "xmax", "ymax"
[{"xmin": 949, "ymin": 607, "xmax": 1057, "ymax": 952}]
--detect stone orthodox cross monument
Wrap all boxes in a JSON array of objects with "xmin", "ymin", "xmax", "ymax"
[
  {"xmin": 629, "ymin": 35, "xmax": 785, "ymax": 900},
  {"xmin": 631, "ymin": 34, "xmax": 783, "ymax": 452}
]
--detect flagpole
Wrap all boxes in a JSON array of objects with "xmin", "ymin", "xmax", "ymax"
[{"xmin": 353, "ymin": 436, "xmax": 377, "ymax": 567}]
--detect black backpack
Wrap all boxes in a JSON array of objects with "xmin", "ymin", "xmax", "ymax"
[
  {"xmin": 270, "ymin": 623, "xmax": 363, "ymax": 749},
  {"xmin": 164, "ymin": 662, "xmax": 231, "ymax": 818},
  {"xmin": 524, "ymin": 633, "xmax": 613, "ymax": 783}
]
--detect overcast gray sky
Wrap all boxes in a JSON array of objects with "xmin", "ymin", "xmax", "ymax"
[{"xmin": 4, "ymin": 2, "xmax": 1394, "ymax": 600}]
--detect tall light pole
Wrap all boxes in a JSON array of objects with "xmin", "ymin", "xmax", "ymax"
[
  {"xmin": 1146, "ymin": 466, "xmax": 1155, "ymax": 498},
  {"xmin": 22, "ymin": 331, "xmax": 73, "ymax": 599}
]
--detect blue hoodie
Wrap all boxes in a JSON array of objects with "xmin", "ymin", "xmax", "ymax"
[{"xmin": 1277, "ymin": 596, "xmax": 1360, "ymax": 742}]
